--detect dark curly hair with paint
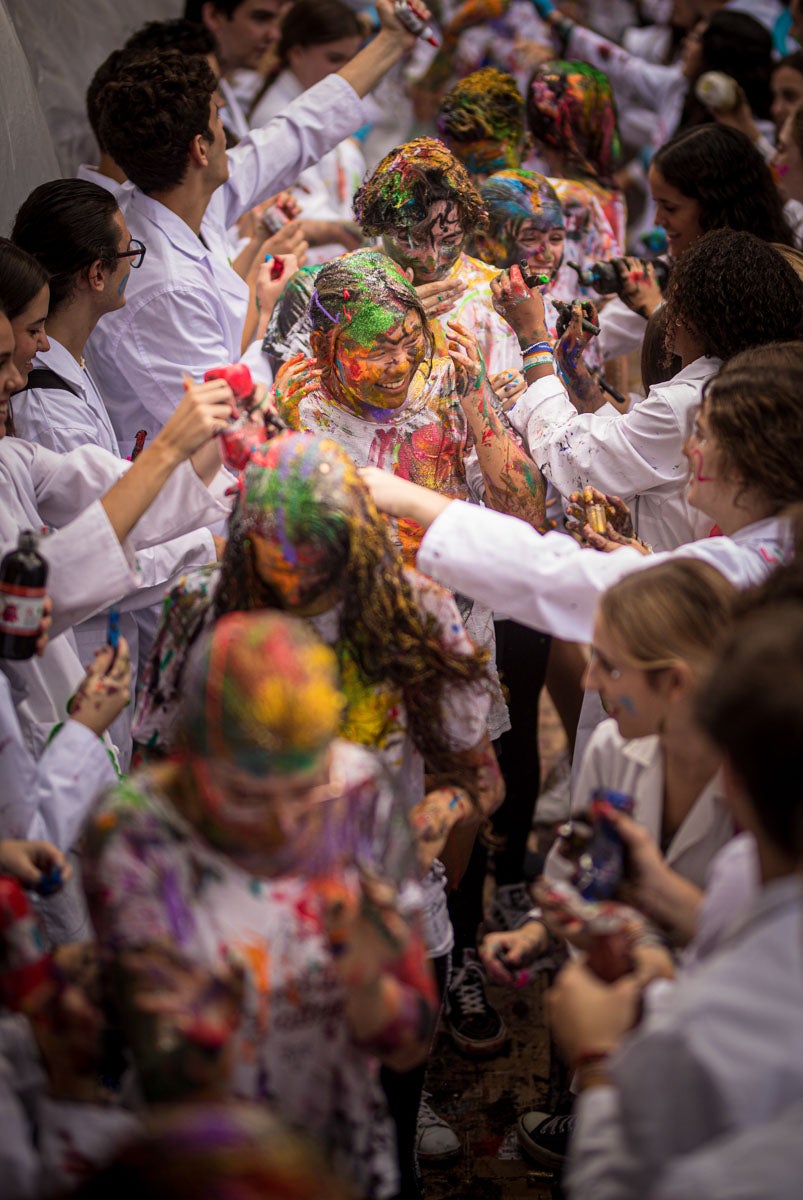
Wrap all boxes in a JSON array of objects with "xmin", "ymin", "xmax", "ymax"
[
  {"xmin": 652, "ymin": 125, "xmax": 793, "ymax": 246},
  {"xmin": 662, "ymin": 230, "xmax": 803, "ymax": 363},
  {"xmin": 697, "ymin": 341, "xmax": 803, "ymax": 514},
  {"xmin": 214, "ymin": 433, "xmax": 492, "ymax": 798},
  {"xmin": 354, "ymin": 137, "xmax": 487, "ymax": 237},
  {"xmin": 97, "ymin": 49, "xmax": 218, "ymax": 193},
  {"xmin": 526, "ymin": 60, "xmax": 621, "ymax": 184},
  {"xmin": 438, "ymin": 68, "xmax": 526, "ymax": 148},
  {"xmin": 307, "ymin": 249, "xmax": 436, "ymax": 413}
]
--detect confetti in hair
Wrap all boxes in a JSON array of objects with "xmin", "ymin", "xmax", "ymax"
[
  {"xmin": 526, "ymin": 60, "xmax": 622, "ymax": 185},
  {"xmin": 354, "ymin": 137, "xmax": 487, "ymax": 237}
]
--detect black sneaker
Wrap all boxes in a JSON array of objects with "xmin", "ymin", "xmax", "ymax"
[
  {"xmin": 517, "ymin": 1110, "xmax": 575, "ymax": 1167},
  {"xmin": 444, "ymin": 950, "xmax": 508, "ymax": 1057}
]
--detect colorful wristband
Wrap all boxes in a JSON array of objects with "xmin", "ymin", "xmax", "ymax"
[{"xmin": 521, "ymin": 341, "xmax": 553, "ymax": 356}]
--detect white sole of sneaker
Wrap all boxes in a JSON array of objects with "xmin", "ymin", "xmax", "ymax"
[{"xmin": 516, "ymin": 1116, "xmax": 565, "ymax": 1169}]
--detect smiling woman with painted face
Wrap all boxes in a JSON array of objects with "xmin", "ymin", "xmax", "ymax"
[{"xmin": 354, "ymin": 139, "xmax": 525, "ymax": 382}]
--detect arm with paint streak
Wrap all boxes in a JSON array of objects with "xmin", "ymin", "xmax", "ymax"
[
  {"xmin": 446, "ymin": 320, "xmax": 547, "ymax": 529},
  {"xmin": 324, "ymin": 875, "xmax": 438, "ymax": 1072}
]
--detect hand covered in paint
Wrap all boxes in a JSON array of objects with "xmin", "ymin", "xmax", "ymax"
[
  {"xmin": 615, "ymin": 257, "xmax": 663, "ymax": 318},
  {"xmin": 546, "ymin": 956, "xmax": 643, "ymax": 1069},
  {"xmin": 556, "ymin": 299, "xmax": 599, "ymax": 369},
  {"xmin": 446, "ymin": 319, "xmax": 486, "ymax": 397},
  {"xmin": 68, "ymin": 639, "xmax": 132, "ymax": 736},
  {"xmin": 490, "ymin": 264, "xmax": 548, "ymax": 342},
  {"xmin": 28, "ymin": 942, "xmax": 107, "ymax": 1101},
  {"xmin": 565, "ymin": 487, "xmax": 651, "ymax": 554},
  {"xmin": 409, "ymin": 787, "xmax": 475, "ymax": 873},
  {"xmin": 480, "ymin": 920, "xmax": 550, "ymax": 987},
  {"xmin": 272, "ymin": 352, "xmax": 322, "ymax": 420},
  {"xmin": 409, "ymin": 272, "xmax": 465, "ymax": 319},
  {"xmin": 490, "ymin": 369, "xmax": 526, "ymax": 410},
  {"xmin": 0, "ymin": 839, "xmax": 71, "ymax": 890}
]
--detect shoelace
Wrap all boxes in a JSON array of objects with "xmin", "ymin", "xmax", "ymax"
[
  {"xmin": 453, "ymin": 965, "xmax": 490, "ymax": 1016},
  {"xmin": 535, "ymin": 1114, "xmax": 575, "ymax": 1137}
]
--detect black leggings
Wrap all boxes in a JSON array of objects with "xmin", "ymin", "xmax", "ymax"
[{"xmin": 382, "ymin": 951, "xmax": 451, "ymax": 1200}]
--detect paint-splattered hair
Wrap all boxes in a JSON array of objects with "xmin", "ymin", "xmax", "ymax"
[
  {"xmin": 214, "ymin": 432, "xmax": 491, "ymax": 795},
  {"xmin": 307, "ymin": 249, "xmax": 436, "ymax": 414},
  {"xmin": 354, "ymin": 137, "xmax": 487, "ymax": 237},
  {"xmin": 438, "ymin": 67, "xmax": 526, "ymax": 150},
  {"xmin": 473, "ymin": 169, "xmax": 563, "ymax": 268},
  {"xmin": 526, "ymin": 60, "xmax": 622, "ymax": 185},
  {"xmin": 261, "ymin": 262, "xmax": 323, "ymax": 373}
]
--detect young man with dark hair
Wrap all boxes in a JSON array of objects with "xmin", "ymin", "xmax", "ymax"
[
  {"xmin": 185, "ymin": 0, "xmax": 289, "ymax": 139},
  {"xmin": 85, "ymin": 0, "xmax": 428, "ymax": 449}
]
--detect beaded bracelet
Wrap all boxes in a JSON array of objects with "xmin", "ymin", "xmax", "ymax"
[
  {"xmin": 523, "ymin": 353, "xmax": 555, "ymax": 371},
  {"xmin": 521, "ymin": 340, "xmax": 553, "ymax": 357}
]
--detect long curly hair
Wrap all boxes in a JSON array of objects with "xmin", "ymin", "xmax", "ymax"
[
  {"xmin": 307, "ymin": 249, "xmax": 436, "ymax": 415},
  {"xmin": 213, "ymin": 433, "xmax": 491, "ymax": 795},
  {"xmin": 354, "ymin": 137, "xmax": 487, "ymax": 237},
  {"xmin": 662, "ymin": 229, "xmax": 803, "ymax": 362},
  {"xmin": 652, "ymin": 125, "xmax": 793, "ymax": 246}
]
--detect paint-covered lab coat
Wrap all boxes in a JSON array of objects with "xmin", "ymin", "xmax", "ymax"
[
  {"xmin": 0, "ymin": 438, "xmax": 231, "ymax": 758},
  {"xmin": 506, "ymin": 356, "xmax": 720, "ymax": 551},
  {"xmin": 417, "ymin": 506, "xmax": 792, "ymax": 645},
  {"xmin": 86, "ymin": 73, "xmax": 371, "ymax": 453}
]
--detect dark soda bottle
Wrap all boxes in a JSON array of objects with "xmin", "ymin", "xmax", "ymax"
[{"xmin": 0, "ymin": 531, "xmax": 48, "ymax": 660}]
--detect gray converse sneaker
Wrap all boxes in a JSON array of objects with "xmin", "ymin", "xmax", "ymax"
[
  {"xmin": 517, "ymin": 1110, "xmax": 575, "ymax": 1167},
  {"xmin": 416, "ymin": 1093, "xmax": 461, "ymax": 1162},
  {"xmin": 484, "ymin": 881, "xmax": 536, "ymax": 932}
]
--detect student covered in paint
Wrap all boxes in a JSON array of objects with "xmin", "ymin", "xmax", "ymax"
[
  {"xmin": 490, "ymin": 232, "xmax": 803, "ymax": 554},
  {"xmin": 438, "ymin": 67, "xmax": 619, "ymax": 307},
  {"xmin": 88, "ymin": 609, "xmax": 439, "ymax": 1200},
  {"xmin": 132, "ymin": 430, "xmax": 503, "ymax": 1190},
  {"xmin": 525, "ymin": 60, "xmax": 626, "ymax": 261},
  {"xmin": 353, "ymin": 138, "xmax": 526, "ymax": 389},
  {"xmin": 360, "ymin": 336, "xmax": 803, "ymax": 646}
]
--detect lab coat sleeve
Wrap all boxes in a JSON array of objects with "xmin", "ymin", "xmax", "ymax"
[
  {"xmin": 507, "ymin": 375, "xmax": 689, "ymax": 500},
  {"xmin": 566, "ymin": 24, "xmax": 685, "ymax": 117},
  {"xmin": 219, "ymin": 74, "xmax": 369, "ymax": 228},
  {"xmin": 417, "ymin": 500, "xmax": 650, "ymax": 642},
  {"xmin": 565, "ymin": 1086, "xmax": 641, "ymax": 1200},
  {"xmin": 0, "ymin": 673, "xmax": 116, "ymax": 849}
]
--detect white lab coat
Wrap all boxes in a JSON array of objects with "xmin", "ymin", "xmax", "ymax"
[
  {"xmin": 417, "ymin": 505, "xmax": 792, "ymax": 645},
  {"xmin": 507, "ymin": 357, "xmax": 719, "ymax": 551},
  {"xmin": 0, "ymin": 671, "xmax": 115, "ymax": 847},
  {"xmin": 567, "ymin": 719, "xmax": 734, "ymax": 890},
  {"xmin": 0, "ymin": 438, "xmax": 231, "ymax": 757},
  {"xmin": 85, "ymin": 73, "xmax": 370, "ymax": 451},
  {"xmin": 566, "ymin": 872, "xmax": 803, "ymax": 1199}
]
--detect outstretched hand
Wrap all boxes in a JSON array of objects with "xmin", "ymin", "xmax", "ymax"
[
  {"xmin": 490, "ymin": 264, "xmax": 547, "ymax": 340},
  {"xmin": 446, "ymin": 319, "xmax": 486, "ymax": 397}
]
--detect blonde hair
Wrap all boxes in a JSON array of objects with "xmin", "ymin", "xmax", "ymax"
[{"xmin": 598, "ymin": 560, "xmax": 736, "ymax": 684}]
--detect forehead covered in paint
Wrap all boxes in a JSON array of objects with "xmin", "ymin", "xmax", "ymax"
[
  {"xmin": 438, "ymin": 66, "xmax": 526, "ymax": 151},
  {"xmin": 180, "ymin": 610, "xmax": 343, "ymax": 775},
  {"xmin": 310, "ymin": 249, "xmax": 432, "ymax": 356},
  {"xmin": 354, "ymin": 136, "xmax": 487, "ymax": 237},
  {"xmin": 480, "ymin": 170, "xmax": 564, "ymax": 234},
  {"xmin": 527, "ymin": 60, "xmax": 621, "ymax": 181},
  {"xmin": 238, "ymin": 431, "xmax": 364, "ymax": 545}
]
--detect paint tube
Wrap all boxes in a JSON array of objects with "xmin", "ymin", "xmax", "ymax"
[{"xmin": 393, "ymin": 0, "xmax": 439, "ymax": 47}]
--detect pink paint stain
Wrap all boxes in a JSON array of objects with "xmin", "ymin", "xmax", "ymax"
[{"xmin": 690, "ymin": 448, "xmax": 716, "ymax": 482}]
